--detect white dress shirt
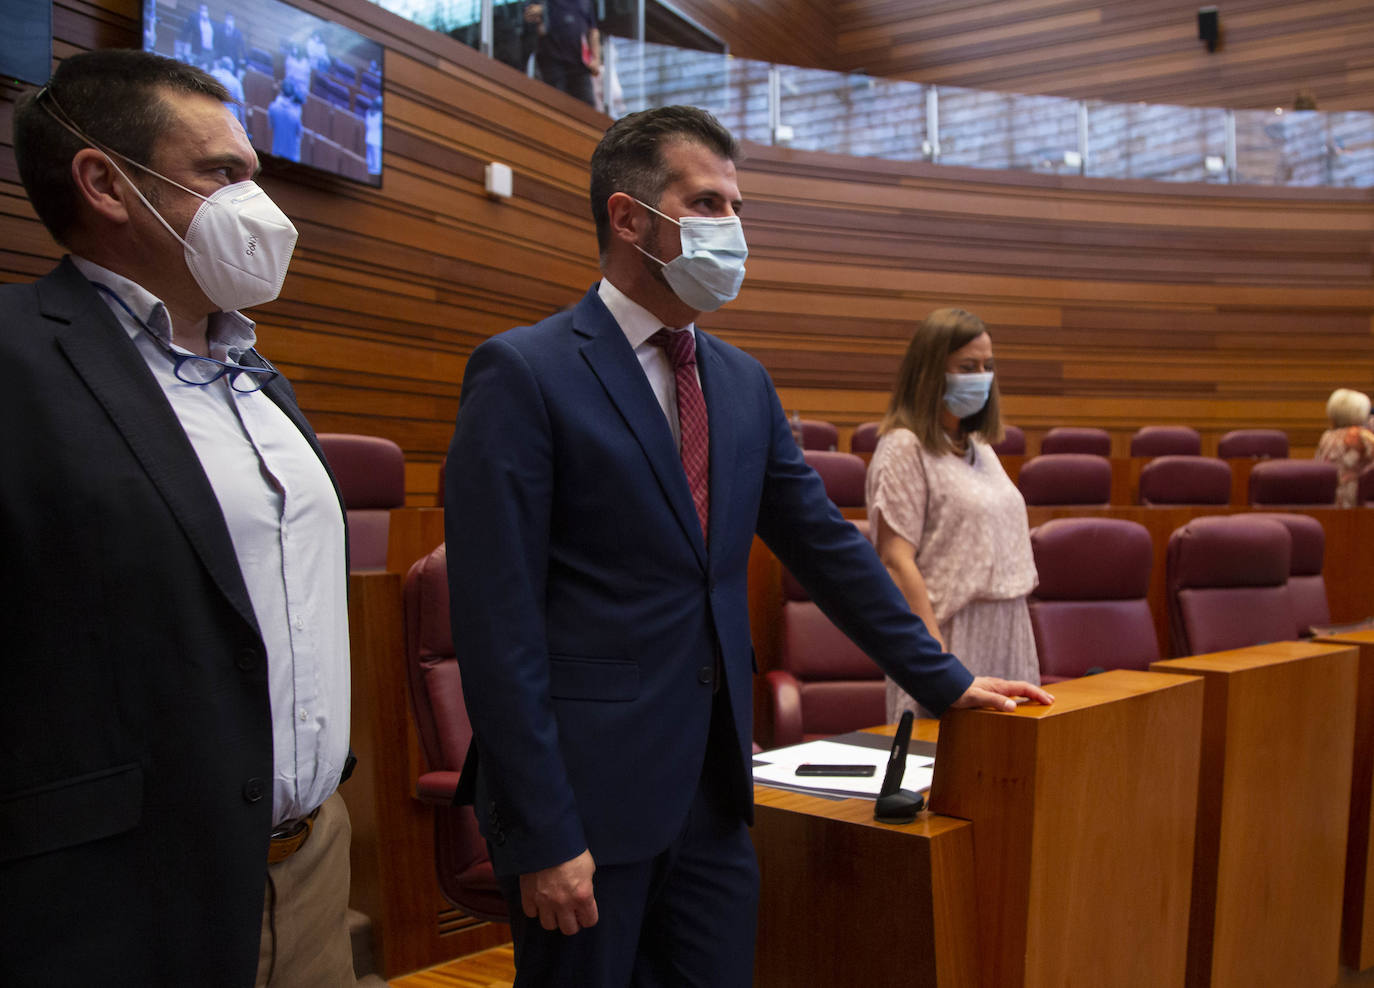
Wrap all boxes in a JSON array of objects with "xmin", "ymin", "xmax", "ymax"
[
  {"xmin": 73, "ymin": 256, "xmax": 350, "ymax": 826},
  {"xmin": 598, "ymin": 277, "xmax": 700, "ymax": 450}
]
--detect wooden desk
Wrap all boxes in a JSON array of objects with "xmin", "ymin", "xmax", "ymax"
[
  {"xmin": 1315, "ymin": 629, "xmax": 1374, "ymax": 972},
  {"xmin": 1153, "ymin": 641, "xmax": 1359, "ymax": 988},
  {"xmin": 755, "ymin": 671, "xmax": 1204, "ymax": 988}
]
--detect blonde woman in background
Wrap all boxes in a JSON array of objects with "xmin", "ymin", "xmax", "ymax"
[
  {"xmin": 1316, "ymin": 388, "xmax": 1374, "ymax": 508},
  {"xmin": 866, "ymin": 308, "xmax": 1040, "ymax": 720}
]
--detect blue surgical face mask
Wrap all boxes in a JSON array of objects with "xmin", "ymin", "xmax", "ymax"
[
  {"xmin": 632, "ymin": 198, "xmax": 747, "ymax": 312},
  {"xmin": 943, "ymin": 371, "xmax": 994, "ymax": 419}
]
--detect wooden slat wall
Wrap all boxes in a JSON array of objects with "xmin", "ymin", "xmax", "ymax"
[
  {"xmin": 3, "ymin": 0, "xmax": 1373, "ymax": 508},
  {"xmin": 831, "ymin": 0, "xmax": 1374, "ymax": 111},
  {"xmin": 654, "ymin": 0, "xmax": 835, "ymax": 69}
]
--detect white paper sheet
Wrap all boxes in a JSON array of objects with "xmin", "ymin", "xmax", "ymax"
[{"xmin": 753, "ymin": 738, "xmax": 933, "ymax": 798}]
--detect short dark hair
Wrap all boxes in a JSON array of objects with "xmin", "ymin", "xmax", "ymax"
[
  {"xmin": 589, "ymin": 105, "xmax": 739, "ymax": 256},
  {"xmin": 12, "ymin": 48, "xmax": 229, "ymax": 247},
  {"xmin": 881, "ymin": 307, "xmax": 1004, "ymax": 453}
]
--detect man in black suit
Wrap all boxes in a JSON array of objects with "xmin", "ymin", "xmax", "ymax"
[{"xmin": 1, "ymin": 49, "xmax": 356, "ymax": 987}]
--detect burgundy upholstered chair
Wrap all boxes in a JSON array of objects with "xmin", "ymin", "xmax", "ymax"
[
  {"xmin": 317, "ymin": 432, "xmax": 405, "ymax": 570},
  {"xmin": 765, "ymin": 563, "xmax": 886, "ymax": 748},
  {"xmin": 802, "ymin": 450, "xmax": 867, "ymax": 508},
  {"xmin": 991, "ymin": 424, "xmax": 1026, "ymax": 456},
  {"xmin": 1137, "ymin": 455, "xmax": 1232, "ymax": 505},
  {"xmin": 1360, "ymin": 466, "xmax": 1374, "ymax": 507},
  {"xmin": 797, "ymin": 419, "xmax": 839, "ymax": 451},
  {"xmin": 1248, "ymin": 513, "xmax": 1330, "ymax": 636},
  {"xmin": 765, "ymin": 449, "xmax": 883, "ymax": 747},
  {"xmin": 849, "ymin": 421, "xmax": 881, "ymax": 455},
  {"xmin": 1040, "ymin": 427, "xmax": 1111, "ymax": 456},
  {"xmin": 402, "ymin": 543, "xmax": 508, "ymax": 922},
  {"xmin": 1166, "ymin": 516, "xmax": 1295, "ymax": 657},
  {"xmin": 1217, "ymin": 429, "xmax": 1289, "ymax": 459},
  {"xmin": 1028, "ymin": 518, "xmax": 1158, "ymax": 684},
  {"xmin": 1129, "ymin": 425, "xmax": 1201, "ymax": 457},
  {"xmin": 1247, "ymin": 460, "xmax": 1338, "ymax": 506},
  {"xmin": 1017, "ymin": 454, "xmax": 1112, "ymax": 506}
]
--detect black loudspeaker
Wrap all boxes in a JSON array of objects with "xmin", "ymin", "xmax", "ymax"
[{"xmin": 1198, "ymin": 6, "xmax": 1219, "ymax": 53}]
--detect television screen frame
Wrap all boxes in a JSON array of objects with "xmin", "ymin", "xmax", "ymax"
[{"xmin": 142, "ymin": 0, "xmax": 384, "ymax": 188}]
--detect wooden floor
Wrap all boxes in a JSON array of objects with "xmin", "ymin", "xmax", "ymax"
[
  {"xmin": 388, "ymin": 943, "xmax": 1374, "ymax": 987},
  {"xmin": 388, "ymin": 945, "xmax": 514, "ymax": 987}
]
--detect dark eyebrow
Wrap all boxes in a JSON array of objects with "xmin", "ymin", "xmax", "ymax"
[{"xmin": 198, "ymin": 152, "xmax": 259, "ymax": 179}]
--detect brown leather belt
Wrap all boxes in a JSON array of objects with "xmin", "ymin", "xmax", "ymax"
[{"xmin": 267, "ymin": 807, "xmax": 321, "ymax": 864}]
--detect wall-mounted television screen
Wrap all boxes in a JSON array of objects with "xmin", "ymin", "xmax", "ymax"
[
  {"xmin": 1, "ymin": 0, "xmax": 52, "ymax": 86},
  {"xmin": 143, "ymin": 0, "xmax": 383, "ymax": 187}
]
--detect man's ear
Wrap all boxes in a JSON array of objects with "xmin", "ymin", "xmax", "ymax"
[
  {"xmin": 605, "ymin": 191, "xmax": 644, "ymax": 247},
  {"xmin": 71, "ymin": 148, "xmax": 134, "ymax": 226}
]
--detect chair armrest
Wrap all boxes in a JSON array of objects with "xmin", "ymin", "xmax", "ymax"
[
  {"xmin": 416, "ymin": 770, "xmax": 463, "ymax": 804},
  {"xmin": 763, "ymin": 669, "xmax": 803, "ymax": 749}
]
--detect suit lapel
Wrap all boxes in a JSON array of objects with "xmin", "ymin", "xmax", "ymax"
[
  {"xmin": 41, "ymin": 260, "xmax": 262, "ymax": 636},
  {"xmin": 574, "ymin": 288, "xmax": 708, "ymax": 569}
]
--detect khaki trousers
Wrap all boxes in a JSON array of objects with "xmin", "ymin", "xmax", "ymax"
[{"xmin": 254, "ymin": 792, "xmax": 356, "ymax": 987}]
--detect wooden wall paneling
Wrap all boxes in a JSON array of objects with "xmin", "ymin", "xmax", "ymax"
[
  {"xmin": 832, "ymin": 0, "xmax": 1374, "ymax": 112},
  {"xmin": 662, "ymin": 0, "xmax": 836, "ymax": 70}
]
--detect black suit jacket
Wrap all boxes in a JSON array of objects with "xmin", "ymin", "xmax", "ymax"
[{"xmin": 0, "ymin": 259, "xmax": 341, "ymax": 986}]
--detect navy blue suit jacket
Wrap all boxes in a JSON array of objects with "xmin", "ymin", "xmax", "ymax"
[{"xmin": 444, "ymin": 285, "xmax": 972, "ymax": 878}]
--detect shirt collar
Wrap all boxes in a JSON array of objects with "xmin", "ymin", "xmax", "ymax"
[
  {"xmin": 69, "ymin": 254, "xmax": 259, "ymax": 359},
  {"xmin": 597, "ymin": 276, "xmax": 695, "ymax": 349}
]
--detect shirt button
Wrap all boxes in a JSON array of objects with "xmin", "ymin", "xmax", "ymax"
[
  {"xmin": 242, "ymin": 778, "xmax": 265, "ymax": 803},
  {"xmin": 294, "ymin": 617, "xmax": 304, "ymax": 630},
  {"xmin": 698, "ymin": 665, "xmax": 714, "ymax": 685},
  {"xmin": 298, "ymin": 707, "xmax": 308, "ymax": 722}
]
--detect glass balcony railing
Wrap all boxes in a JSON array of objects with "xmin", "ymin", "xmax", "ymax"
[
  {"xmin": 604, "ymin": 37, "xmax": 1374, "ymax": 189},
  {"xmin": 360, "ymin": 0, "xmax": 1374, "ymax": 190}
]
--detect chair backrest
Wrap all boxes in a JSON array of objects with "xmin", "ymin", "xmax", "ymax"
[
  {"xmin": 317, "ymin": 432, "xmax": 405, "ymax": 569},
  {"xmin": 776, "ymin": 548, "xmax": 886, "ymax": 744},
  {"xmin": 1129, "ymin": 425, "xmax": 1201, "ymax": 457},
  {"xmin": 797, "ymin": 419, "xmax": 839, "ymax": 451},
  {"xmin": 1247, "ymin": 459, "xmax": 1338, "ymax": 506},
  {"xmin": 1137, "ymin": 455, "xmax": 1232, "ymax": 505},
  {"xmin": 1017, "ymin": 454, "xmax": 1112, "ymax": 506},
  {"xmin": 991, "ymin": 424, "xmax": 1026, "ymax": 455},
  {"xmin": 849, "ymin": 421, "xmax": 881, "ymax": 455},
  {"xmin": 1166, "ymin": 516, "xmax": 1295, "ymax": 656},
  {"xmin": 1358, "ymin": 465, "xmax": 1374, "ymax": 506},
  {"xmin": 1248, "ymin": 512, "xmax": 1330, "ymax": 636},
  {"xmin": 802, "ymin": 450, "xmax": 867, "ymax": 508},
  {"xmin": 1028, "ymin": 518, "xmax": 1158, "ymax": 682},
  {"xmin": 402, "ymin": 544, "xmax": 508, "ymax": 922},
  {"xmin": 1040, "ymin": 427, "xmax": 1111, "ymax": 456},
  {"xmin": 1217, "ymin": 429, "xmax": 1289, "ymax": 459}
]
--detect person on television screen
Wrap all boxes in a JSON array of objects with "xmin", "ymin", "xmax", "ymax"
[
  {"xmin": 211, "ymin": 56, "xmax": 245, "ymax": 127},
  {"xmin": 216, "ymin": 11, "xmax": 247, "ymax": 72},
  {"xmin": 269, "ymin": 78, "xmax": 304, "ymax": 163},
  {"xmin": 178, "ymin": 3, "xmax": 216, "ymax": 61},
  {"xmin": 3, "ymin": 48, "xmax": 357, "ymax": 986}
]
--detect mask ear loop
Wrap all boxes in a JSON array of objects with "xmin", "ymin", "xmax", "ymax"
[{"xmin": 36, "ymin": 87, "xmax": 208, "ymax": 255}]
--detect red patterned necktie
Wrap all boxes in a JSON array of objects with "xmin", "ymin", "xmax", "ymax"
[{"xmin": 651, "ymin": 328, "xmax": 709, "ymax": 542}]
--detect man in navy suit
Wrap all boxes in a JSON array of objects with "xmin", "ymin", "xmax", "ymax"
[{"xmin": 444, "ymin": 105, "xmax": 1051, "ymax": 986}]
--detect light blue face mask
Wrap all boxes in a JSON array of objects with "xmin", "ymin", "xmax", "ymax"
[
  {"xmin": 943, "ymin": 371, "xmax": 994, "ymax": 418},
  {"xmin": 632, "ymin": 198, "xmax": 748, "ymax": 312}
]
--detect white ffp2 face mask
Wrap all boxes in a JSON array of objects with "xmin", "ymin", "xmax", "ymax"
[
  {"xmin": 116, "ymin": 163, "xmax": 299, "ymax": 313},
  {"xmin": 632, "ymin": 198, "xmax": 747, "ymax": 312}
]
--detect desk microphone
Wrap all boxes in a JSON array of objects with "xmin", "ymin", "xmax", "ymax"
[{"xmin": 874, "ymin": 711, "xmax": 925, "ymax": 824}]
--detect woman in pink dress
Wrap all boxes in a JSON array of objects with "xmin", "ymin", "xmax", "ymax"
[
  {"xmin": 866, "ymin": 308, "xmax": 1039, "ymax": 720},
  {"xmin": 1315, "ymin": 388, "xmax": 1374, "ymax": 508}
]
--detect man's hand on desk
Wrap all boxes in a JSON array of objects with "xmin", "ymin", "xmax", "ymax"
[
  {"xmin": 520, "ymin": 849, "xmax": 599, "ymax": 934},
  {"xmin": 951, "ymin": 677, "xmax": 1055, "ymax": 713}
]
